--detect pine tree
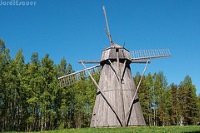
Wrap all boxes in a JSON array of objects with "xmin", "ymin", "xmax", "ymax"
[
  {"xmin": 26, "ymin": 53, "xmax": 43, "ymax": 131},
  {"xmin": 0, "ymin": 39, "xmax": 11, "ymax": 131},
  {"xmin": 40, "ymin": 54, "xmax": 57, "ymax": 130},
  {"xmin": 0, "ymin": 38, "xmax": 5, "ymax": 131},
  {"xmin": 12, "ymin": 49, "xmax": 25, "ymax": 131},
  {"xmin": 197, "ymin": 94, "xmax": 200, "ymax": 125},
  {"xmin": 145, "ymin": 73, "xmax": 154, "ymax": 126},
  {"xmin": 56, "ymin": 58, "xmax": 75, "ymax": 129},
  {"xmin": 178, "ymin": 75, "xmax": 198, "ymax": 125},
  {"xmin": 169, "ymin": 83, "xmax": 180, "ymax": 125},
  {"xmin": 153, "ymin": 72, "xmax": 168, "ymax": 126},
  {"xmin": 55, "ymin": 58, "xmax": 67, "ymax": 129}
]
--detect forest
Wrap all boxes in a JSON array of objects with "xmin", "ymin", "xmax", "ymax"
[{"xmin": 0, "ymin": 38, "xmax": 200, "ymax": 132}]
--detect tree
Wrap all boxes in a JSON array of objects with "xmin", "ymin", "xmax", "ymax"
[
  {"xmin": 169, "ymin": 83, "xmax": 180, "ymax": 125},
  {"xmin": 12, "ymin": 49, "xmax": 26, "ymax": 131},
  {"xmin": 145, "ymin": 73, "xmax": 154, "ymax": 126},
  {"xmin": 56, "ymin": 58, "xmax": 75, "ymax": 129},
  {"xmin": 40, "ymin": 54, "xmax": 57, "ymax": 130},
  {"xmin": 178, "ymin": 75, "xmax": 198, "ymax": 125},
  {"xmin": 0, "ymin": 39, "xmax": 12, "ymax": 132},
  {"xmin": 197, "ymin": 94, "xmax": 200, "ymax": 125},
  {"xmin": 153, "ymin": 72, "xmax": 169, "ymax": 126},
  {"xmin": 26, "ymin": 53, "xmax": 43, "ymax": 131}
]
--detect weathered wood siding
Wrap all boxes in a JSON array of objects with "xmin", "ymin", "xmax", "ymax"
[
  {"xmin": 90, "ymin": 44, "xmax": 146, "ymax": 127},
  {"xmin": 101, "ymin": 44, "xmax": 131, "ymax": 62}
]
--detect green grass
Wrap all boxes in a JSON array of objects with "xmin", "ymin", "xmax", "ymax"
[
  {"xmin": 26, "ymin": 126, "xmax": 200, "ymax": 133},
  {"xmin": 4, "ymin": 126, "xmax": 200, "ymax": 133}
]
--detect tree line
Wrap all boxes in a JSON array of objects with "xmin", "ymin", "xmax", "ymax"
[
  {"xmin": 0, "ymin": 38, "xmax": 200, "ymax": 132},
  {"xmin": 135, "ymin": 72, "xmax": 199, "ymax": 126}
]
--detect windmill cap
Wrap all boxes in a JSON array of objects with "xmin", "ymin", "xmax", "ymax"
[
  {"xmin": 107, "ymin": 43, "xmax": 123, "ymax": 49},
  {"xmin": 100, "ymin": 43, "xmax": 131, "ymax": 63}
]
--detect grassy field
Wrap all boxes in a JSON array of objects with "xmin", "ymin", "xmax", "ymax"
[{"xmin": 26, "ymin": 126, "xmax": 200, "ymax": 133}]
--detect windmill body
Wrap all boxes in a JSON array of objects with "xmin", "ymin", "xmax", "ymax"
[{"xmin": 90, "ymin": 44, "xmax": 146, "ymax": 127}]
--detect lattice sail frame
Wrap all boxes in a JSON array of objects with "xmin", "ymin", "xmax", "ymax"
[
  {"xmin": 131, "ymin": 49, "xmax": 171, "ymax": 60},
  {"xmin": 58, "ymin": 65, "xmax": 101, "ymax": 87}
]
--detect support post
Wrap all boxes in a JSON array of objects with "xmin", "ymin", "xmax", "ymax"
[
  {"xmin": 80, "ymin": 61, "xmax": 123, "ymax": 126},
  {"xmin": 126, "ymin": 60, "xmax": 149, "ymax": 125}
]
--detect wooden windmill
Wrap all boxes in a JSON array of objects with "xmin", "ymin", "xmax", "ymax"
[{"xmin": 58, "ymin": 6, "xmax": 171, "ymax": 127}]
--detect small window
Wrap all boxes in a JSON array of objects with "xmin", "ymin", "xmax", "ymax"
[{"xmin": 116, "ymin": 48, "xmax": 119, "ymax": 52}]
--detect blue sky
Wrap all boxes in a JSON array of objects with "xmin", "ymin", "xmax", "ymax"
[{"xmin": 0, "ymin": 0, "xmax": 200, "ymax": 95}]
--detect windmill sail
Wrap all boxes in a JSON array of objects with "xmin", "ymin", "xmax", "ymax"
[
  {"xmin": 58, "ymin": 65, "xmax": 101, "ymax": 88},
  {"xmin": 103, "ymin": 6, "xmax": 113, "ymax": 45},
  {"xmin": 131, "ymin": 49, "xmax": 171, "ymax": 63}
]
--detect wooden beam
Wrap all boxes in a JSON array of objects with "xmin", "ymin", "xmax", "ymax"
[
  {"xmin": 80, "ymin": 61, "xmax": 123, "ymax": 126},
  {"xmin": 78, "ymin": 60, "xmax": 100, "ymax": 64},
  {"xmin": 108, "ymin": 60, "xmax": 120, "ymax": 81},
  {"xmin": 126, "ymin": 60, "xmax": 149, "ymax": 126}
]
